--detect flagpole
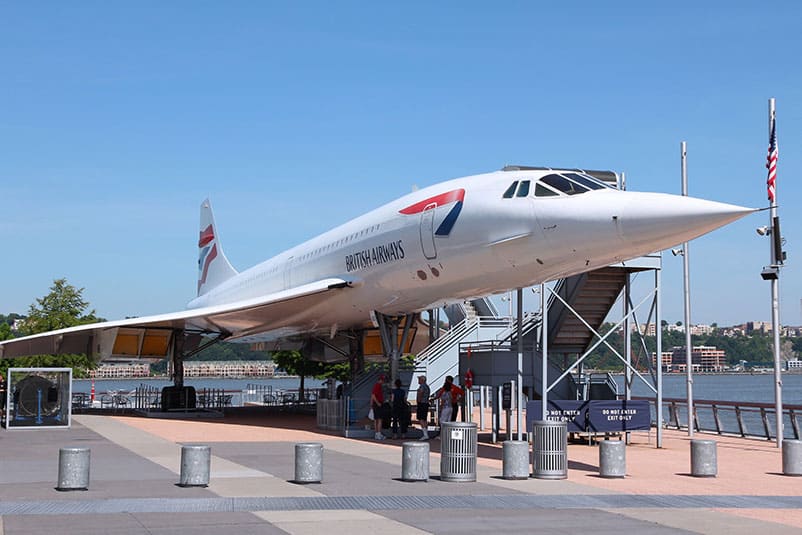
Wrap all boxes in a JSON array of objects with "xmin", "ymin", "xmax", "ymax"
[{"xmin": 767, "ymin": 97, "xmax": 783, "ymax": 448}]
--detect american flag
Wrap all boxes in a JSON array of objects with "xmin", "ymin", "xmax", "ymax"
[{"xmin": 766, "ymin": 118, "xmax": 778, "ymax": 203}]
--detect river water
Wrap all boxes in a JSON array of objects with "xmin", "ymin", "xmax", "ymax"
[
  {"xmin": 73, "ymin": 377, "xmax": 324, "ymax": 396},
  {"xmin": 75, "ymin": 373, "xmax": 802, "ymax": 405},
  {"xmin": 614, "ymin": 372, "xmax": 802, "ymax": 405}
]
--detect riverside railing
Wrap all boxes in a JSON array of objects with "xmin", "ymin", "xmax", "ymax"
[{"xmin": 633, "ymin": 396, "xmax": 802, "ymax": 441}]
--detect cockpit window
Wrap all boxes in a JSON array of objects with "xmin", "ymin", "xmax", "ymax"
[
  {"xmin": 516, "ymin": 180, "xmax": 530, "ymax": 197},
  {"xmin": 502, "ymin": 181, "xmax": 518, "ymax": 198},
  {"xmin": 541, "ymin": 173, "xmax": 589, "ymax": 195},
  {"xmin": 535, "ymin": 183, "xmax": 560, "ymax": 197},
  {"xmin": 563, "ymin": 172, "xmax": 609, "ymax": 190}
]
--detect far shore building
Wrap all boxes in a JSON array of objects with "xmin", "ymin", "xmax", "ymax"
[
  {"xmin": 90, "ymin": 362, "xmax": 151, "ymax": 379},
  {"xmin": 183, "ymin": 360, "xmax": 276, "ymax": 378},
  {"xmin": 90, "ymin": 360, "xmax": 276, "ymax": 379},
  {"xmin": 652, "ymin": 345, "xmax": 727, "ymax": 373}
]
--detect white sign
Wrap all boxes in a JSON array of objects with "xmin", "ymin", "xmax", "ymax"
[{"xmin": 450, "ymin": 429, "xmax": 464, "ymax": 440}]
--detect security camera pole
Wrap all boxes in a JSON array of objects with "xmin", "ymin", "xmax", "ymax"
[{"xmin": 764, "ymin": 97, "xmax": 784, "ymax": 448}]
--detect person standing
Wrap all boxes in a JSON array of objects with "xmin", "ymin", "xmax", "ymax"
[
  {"xmin": 444, "ymin": 376, "xmax": 464, "ymax": 422},
  {"xmin": 390, "ymin": 379, "xmax": 408, "ymax": 439},
  {"xmin": 370, "ymin": 375, "xmax": 386, "ymax": 440},
  {"xmin": 437, "ymin": 382, "xmax": 453, "ymax": 429},
  {"xmin": 415, "ymin": 375, "xmax": 430, "ymax": 440}
]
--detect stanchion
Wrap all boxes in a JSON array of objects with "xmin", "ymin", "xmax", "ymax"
[
  {"xmin": 598, "ymin": 440, "xmax": 626, "ymax": 478},
  {"xmin": 57, "ymin": 447, "xmax": 90, "ymax": 491},
  {"xmin": 690, "ymin": 439, "xmax": 717, "ymax": 477},
  {"xmin": 179, "ymin": 445, "xmax": 211, "ymax": 487},
  {"xmin": 502, "ymin": 440, "xmax": 529, "ymax": 479},
  {"xmin": 294, "ymin": 443, "xmax": 323, "ymax": 483},
  {"xmin": 401, "ymin": 441, "xmax": 429, "ymax": 481},
  {"xmin": 782, "ymin": 440, "xmax": 802, "ymax": 476}
]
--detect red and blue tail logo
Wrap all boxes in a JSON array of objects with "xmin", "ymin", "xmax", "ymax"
[
  {"xmin": 399, "ymin": 188, "xmax": 465, "ymax": 236},
  {"xmin": 198, "ymin": 224, "xmax": 218, "ymax": 292}
]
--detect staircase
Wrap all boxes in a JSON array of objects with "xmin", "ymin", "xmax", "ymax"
[{"xmin": 546, "ymin": 267, "xmax": 628, "ymax": 355}]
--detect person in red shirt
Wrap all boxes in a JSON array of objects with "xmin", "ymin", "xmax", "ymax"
[
  {"xmin": 444, "ymin": 375, "xmax": 464, "ymax": 422},
  {"xmin": 370, "ymin": 375, "xmax": 386, "ymax": 440}
]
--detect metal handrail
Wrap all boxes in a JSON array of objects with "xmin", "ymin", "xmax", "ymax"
[{"xmin": 633, "ymin": 396, "xmax": 802, "ymax": 441}]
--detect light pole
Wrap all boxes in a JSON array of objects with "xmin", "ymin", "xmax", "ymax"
[{"xmin": 681, "ymin": 141, "xmax": 694, "ymax": 437}]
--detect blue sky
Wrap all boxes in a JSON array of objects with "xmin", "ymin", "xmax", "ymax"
[{"xmin": 1, "ymin": 2, "xmax": 800, "ymax": 327}]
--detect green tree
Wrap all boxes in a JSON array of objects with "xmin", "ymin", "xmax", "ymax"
[
  {"xmin": 0, "ymin": 322, "xmax": 11, "ymax": 341},
  {"xmin": 1, "ymin": 279, "xmax": 101, "ymax": 378},
  {"xmin": 271, "ymin": 350, "xmax": 328, "ymax": 400},
  {"xmin": 20, "ymin": 278, "xmax": 99, "ymax": 335}
]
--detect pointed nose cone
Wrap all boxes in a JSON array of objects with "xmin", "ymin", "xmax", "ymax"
[{"xmin": 617, "ymin": 192, "xmax": 757, "ymax": 250}]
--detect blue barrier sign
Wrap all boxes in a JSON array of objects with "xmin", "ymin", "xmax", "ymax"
[
  {"xmin": 526, "ymin": 400, "xmax": 588, "ymax": 433},
  {"xmin": 527, "ymin": 400, "xmax": 652, "ymax": 434},
  {"xmin": 586, "ymin": 400, "xmax": 651, "ymax": 432}
]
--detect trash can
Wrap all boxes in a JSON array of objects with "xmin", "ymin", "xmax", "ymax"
[
  {"xmin": 532, "ymin": 420, "xmax": 567, "ymax": 480},
  {"xmin": 440, "ymin": 421, "xmax": 477, "ymax": 482}
]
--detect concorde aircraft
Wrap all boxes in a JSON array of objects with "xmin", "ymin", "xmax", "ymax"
[{"xmin": 0, "ymin": 165, "xmax": 754, "ymax": 392}]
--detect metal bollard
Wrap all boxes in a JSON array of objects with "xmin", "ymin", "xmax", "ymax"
[
  {"xmin": 57, "ymin": 447, "xmax": 90, "ymax": 491},
  {"xmin": 295, "ymin": 442, "xmax": 323, "ymax": 483},
  {"xmin": 179, "ymin": 445, "xmax": 211, "ymax": 487},
  {"xmin": 690, "ymin": 439, "xmax": 717, "ymax": 477},
  {"xmin": 401, "ymin": 441, "xmax": 430, "ymax": 481},
  {"xmin": 599, "ymin": 440, "xmax": 626, "ymax": 478},
  {"xmin": 502, "ymin": 440, "xmax": 530, "ymax": 480},
  {"xmin": 782, "ymin": 439, "xmax": 802, "ymax": 476}
]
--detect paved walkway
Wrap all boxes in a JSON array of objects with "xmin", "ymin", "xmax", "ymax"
[{"xmin": 1, "ymin": 411, "xmax": 800, "ymax": 534}]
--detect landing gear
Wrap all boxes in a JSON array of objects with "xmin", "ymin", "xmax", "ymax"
[
  {"xmin": 374, "ymin": 312, "xmax": 417, "ymax": 382},
  {"xmin": 162, "ymin": 329, "xmax": 226, "ymax": 411}
]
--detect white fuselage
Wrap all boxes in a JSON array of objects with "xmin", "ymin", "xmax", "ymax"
[{"xmin": 186, "ymin": 168, "xmax": 751, "ymax": 342}]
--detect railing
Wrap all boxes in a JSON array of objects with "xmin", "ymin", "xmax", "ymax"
[
  {"xmin": 493, "ymin": 311, "xmax": 541, "ymax": 341},
  {"xmin": 242, "ymin": 383, "xmax": 275, "ymax": 405},
  {"xmin": 196, "ymin": 388, "xmax": 233, "ymax": 409},
  {"xmin": 82, "ymin": 384, "xmax": 321, "ymax": 412},
  {"xmin": 633, "ymin": 396, "xmax": 802, "ymax": 441},
  {"xmin": 416, "ymin": 318, "xmax": 475, "ymax": 365}
]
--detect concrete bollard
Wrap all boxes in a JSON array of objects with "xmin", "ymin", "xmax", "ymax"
[
  {"xmin": 502, "ymin": 440, "xmax": 530, "ymax": 480},
  {"xmin": 295, "ymin": 442, "xmax": 323, "ymax": 483},
  {"xmin": 179, "ymin": 445, "xmax": 211, "ymax": 487},
  {"xmin": 690, "ymin": 439, "xmax": 717, "ymax": 477},
  {"xmin": 782, "ymin": 439, "xmax": 802, "ymax": 476},
  {"xmin": 599, "ymin": 440, "xmax": 626, "ymax": 478},
  {"xmin": 401, "ymin": 441, "xmax": 430, "ymax": 481},
  {"xmin": 57, "ymin": 447, "xmax": 90, "ymax": 491}
]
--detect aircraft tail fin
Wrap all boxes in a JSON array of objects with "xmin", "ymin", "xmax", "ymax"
[{"xmin": 197, "ymin": 198, "xmax": 238, "ymax": 296}]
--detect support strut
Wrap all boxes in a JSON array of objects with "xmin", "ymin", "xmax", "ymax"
[{"xmin": 374, "ymin": 312, "xmax": 417, "ymax": 382}]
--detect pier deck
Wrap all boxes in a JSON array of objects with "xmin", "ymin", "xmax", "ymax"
[{"xmin": 1, "ymin": 412, "xmax": 800, "ymax": 534}]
